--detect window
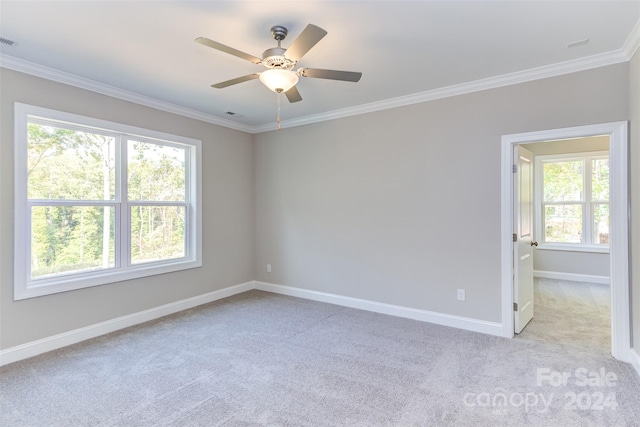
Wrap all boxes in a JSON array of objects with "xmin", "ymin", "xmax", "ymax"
[
  {"xmin": 535, "ymin": 151, "xmax": 609, "ymax": 251},
  {"xmin": 14, "ymin": 103, "xmax": 202, "ymax": 300}
]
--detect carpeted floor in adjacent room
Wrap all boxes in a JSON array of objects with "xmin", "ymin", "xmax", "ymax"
[
  {"xmin": 517, "ymin": 278, "xmax": 611, "ymax": 351},
  {"xmin": 1, "ymin": 287, "xmax": 639, "ymax": 426}
]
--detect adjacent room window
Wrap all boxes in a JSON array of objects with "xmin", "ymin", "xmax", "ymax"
[
  {"xmin": 14, "ymin": 103, "xmax": 202, "ymax": 300},
  {"xmin": 535, "ymin": 151, "xmax": 609, "ymax": 251}
]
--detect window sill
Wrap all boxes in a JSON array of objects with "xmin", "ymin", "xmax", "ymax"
[
  {"xmin": 15, "ymin": 259, "xmax": 202, "ymax": 301},
  {"xmin": 536, "ymin": 244, "xmax": 609, "ymax": 254}
]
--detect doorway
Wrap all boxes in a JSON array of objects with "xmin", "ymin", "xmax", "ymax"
[
  {"xmin": 518, "ymin": 137, "xmax": 611, "ymax": 349},
  {"xmin": 500, "ymin": 122, "xmax": 630, "ymax": 362}
]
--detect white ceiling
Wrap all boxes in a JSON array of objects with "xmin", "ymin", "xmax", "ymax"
[{"xmin": 1, "ymin": 1, "xmax": 639, "ymax": 132}]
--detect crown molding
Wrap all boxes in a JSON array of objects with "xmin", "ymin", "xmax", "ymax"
[
  {"xmin": 1, "ymin": 44, "xmax": 634, "ymax": 135},
  {"xmin": 622, "ymin": 19, "xmax": 640, "ymax": 58},
  {"xmin": 0, "ymin": 55, "xmax": 253, "ymax": 133},
  {"xmin": 254, "ymin": 48, "xmax": 630, "ymax": 133}
]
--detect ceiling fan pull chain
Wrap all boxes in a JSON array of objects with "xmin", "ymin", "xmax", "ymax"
[{"xmin": 277, "ymin": 92, "xmax": 282, "ymax": 130}]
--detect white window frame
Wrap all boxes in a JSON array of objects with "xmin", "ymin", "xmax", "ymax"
[
  {"xmin": 14, "ymin": 103, "xmax": 202, "ymax": 300},
  {"xmin": 534, "ymin": 151, "xmax": 609, "ymax": 253}
]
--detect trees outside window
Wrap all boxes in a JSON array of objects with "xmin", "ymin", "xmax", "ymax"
[
  {"xmin": 14, "ymin": 104, "xmax": 201, "ymax": 300},
  {"xmin": 536, "ymin": 152, "xmax": 609, "ymax": 249}
]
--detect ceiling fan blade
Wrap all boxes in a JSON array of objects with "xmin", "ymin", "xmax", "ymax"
[
  {"xmin": 285, "ymin": 86, "xmax": 302, "ymax": 103},
  {"xmin": 195, "ymin": 37, "xmax": 262, "ymax": 64},
  {"xmin": 299, "ymin": 68, "xmax": 362, "ymax": 82},
  {"xmin": 284, "ymin": 24, "xmax": 327, "ymax": 61},
  {"xmin": 212, "ymin": 73, "xmax": 260, "ymax": 89}
]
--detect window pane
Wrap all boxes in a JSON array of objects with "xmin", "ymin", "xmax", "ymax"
[
  {"xmin": 27, "ymin": 123, "xmax": 115, "ymax": 200},
  {"xmin": 593, "ymin": 203, "xmax": 609, "ymax": 245},
  {"xmin": 544, "ymin": 204, "xmax": 583, "ymax": 243},
  {"xmin": 128, "ymin": 140, "xmax": 186, "ymax": 201},
  {"xmin": 31, "ymin": 206, "xmax": 115, "ymax": 279},
  {"xmin": 592, "ymin": 159, "xmax": 609, "ymax": 201},
  {"xmin": 130, "ymin": 206, "xmax": 185, "ymax": 264},
  {"xmin": 543, "ymin": 161, "xmax": 583, "ymax": 202}
]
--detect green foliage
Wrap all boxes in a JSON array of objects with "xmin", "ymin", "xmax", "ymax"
[
  {"xmin": 27, "ymin": 123, "xmax": 115, "ymax": 200},
  {"xmin": 542, "ymin": 157, "xmax": 609, "ymax": 245},
  {"xmin": 27, "ymin": 123, "xmax": 186, "ymax": 279},
  {"xmin": 31, "ymin": 206, "xmax": 115, "ymax": 278},
  {"xmin": 130, "ymin": 206, "xmax": 185, "ymax": 264},
  {"xmin": 544, "ymin": 204, "xmax": 582, "ymax": 243},
  {"xmin": 128, "ymin": 140, "xmax": 185, "ymax": 201},
  {"xmin": 128, "ymin": 140, "xmax": 186, "ymax": 264},
  {"xmin": 592, "ymin": 159, "xmax": 609, "ymax": 201},
  {"xmin": 543, "ymin": 161, "xmax": 583, "ymax": 202}
]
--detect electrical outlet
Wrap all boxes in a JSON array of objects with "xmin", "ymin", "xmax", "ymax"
[
  {"xmin": 266, "ymin": 264, "xmax": 271, "ymax": 273},
  {"xmin": 457, "ymin": 289, "xmax": 465, "ymax": 301}
]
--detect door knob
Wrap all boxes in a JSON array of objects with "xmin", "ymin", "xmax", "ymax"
[{"xmin": 531, "ymin": 241, "xmax": 538, "ymax": 247}]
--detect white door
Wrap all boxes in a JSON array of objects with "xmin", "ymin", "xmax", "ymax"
[{"xmin": 514, "ymin": 145, "xmax": 536, "ymax": 333}]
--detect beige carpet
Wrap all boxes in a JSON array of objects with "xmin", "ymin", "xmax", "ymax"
[
  {"xmin": 517, "ymin": 278, "xmax": 611, "ymax": 351},
  {"xmin": 1, "ymin": 289, "xmax": 639, "ymax": 426}
]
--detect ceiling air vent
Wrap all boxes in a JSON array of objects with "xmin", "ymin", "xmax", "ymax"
[
  {"xmin": 567, "ymin": 38, "xmax": 589, "ymax": 49},
  {"xmin": 0, "ymin": 37, "xmax": 18, "ymax": 47}
]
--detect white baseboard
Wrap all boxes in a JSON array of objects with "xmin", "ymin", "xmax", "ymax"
[
  {"xmin": 533, "ymin": 270, "xmax": 610, "ymax": 285},
  {"xmin": 15, "ymin": 278, "xmax": 636, "ymax": 368},
  {"xmin": 631, "ymin": 348, "xmax": 640, "ymax": 378},
  {"xmin": 253, "ymin": 281, "xmax": 503, "ymax": 337},
  {"xmin": 0, "ymin": 281, "xmax": 254, "ymax": 367}
]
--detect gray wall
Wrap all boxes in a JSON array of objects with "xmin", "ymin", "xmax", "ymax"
[
  {"xmin": 630, "ymin": 50, "xmax": 640, "ymax": 350},
  {"xmin": 533, "ymin": 250, "xmax": 609, "ymax": 277},
  {"xmin": 524, "ymin": 137, "xmax": 611, "ymax": 278},
  {"xmin": 254, "ymin": 64, "xmax": 629, "ymax": 323},
  {"xmin": 0, "ymin": 69, "xmax": 255, "ymax": 350},
  {"xmin": 2, "ymin": 59, "xmax": 635, "ymax": 350}
]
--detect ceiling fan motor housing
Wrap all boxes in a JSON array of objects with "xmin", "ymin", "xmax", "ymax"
[{"xmin": 262, "ymin": 47, "xmax": 296, "ymax": 70}]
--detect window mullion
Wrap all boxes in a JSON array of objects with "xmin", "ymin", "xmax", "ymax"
[
  {"xmin": 126, "ymin": 201, "xmax": 188, "ymax": 207},
  {"xmin": 28, "ymin": 200, "xmax": 116, "ymax": 207},
  {"xmin": 584, "ymin": 158, "xmax": 593, "ymax": 245}
]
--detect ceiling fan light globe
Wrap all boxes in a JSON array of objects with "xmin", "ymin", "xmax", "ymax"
[{"xmin": 259, "ymin": 69, "xmax": 299, "ymax": 93}]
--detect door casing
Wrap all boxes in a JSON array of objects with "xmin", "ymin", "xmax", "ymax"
[{"xmin": 500, "ymin": 122, "xmax": 630, "ymax": 362}]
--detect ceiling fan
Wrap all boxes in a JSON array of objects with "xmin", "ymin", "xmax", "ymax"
[{"xmin": 195, "ymin": 24, "xmax": 362, "ymax": 103}]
